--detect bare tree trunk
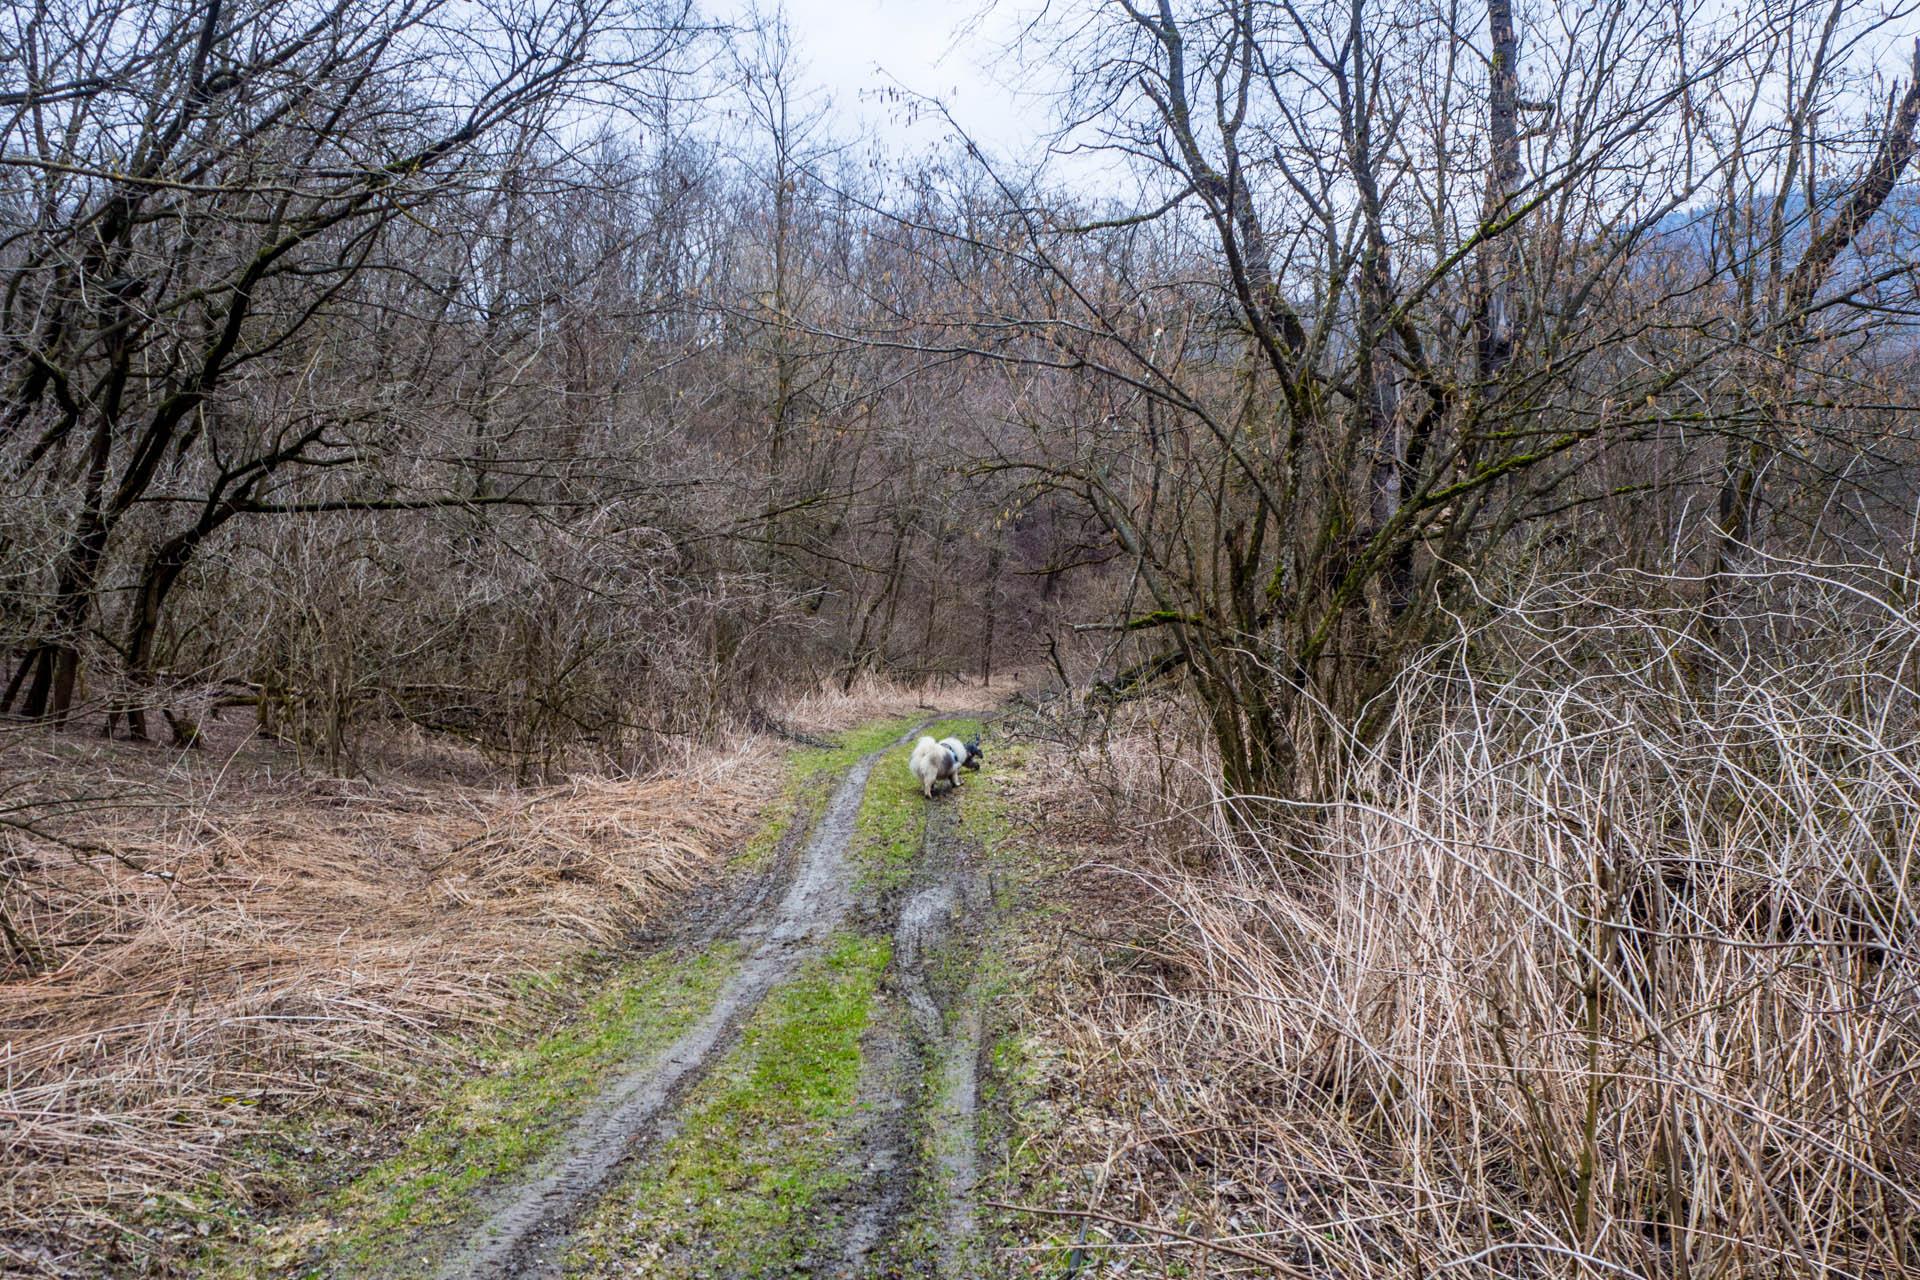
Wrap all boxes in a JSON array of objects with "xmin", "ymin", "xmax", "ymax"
[
  {"xmin": 0, "ymin": 650, "xmax": 32, "ymax": 715},
  {"xmin": 1479, "ymin": 0, "xmax": 1522, "ymax": 381},
  {"xmin": 120, "ymin": 526, "xmax": 213, "ymax": 740},
  {"xmin": 979, "ymin": 538, "xmax": 1004, "ymax": 684}
]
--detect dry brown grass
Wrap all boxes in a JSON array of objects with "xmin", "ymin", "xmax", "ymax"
[
  {"xmin": 777, "ymin": 670, "xmax": 1009, "ymax": 734},
  {"xmin": 1003, "ymin": 565, "xmax": 1920, "ymax": 1279},
  {"xmin": 0, "ymin": 708, "xmax": 790, "ymax": 1275}
]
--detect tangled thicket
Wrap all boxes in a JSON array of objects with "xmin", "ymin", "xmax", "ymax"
[{"xmin": 1017, "ymin": 561, "xmax": 1920, "ymax": 1277}]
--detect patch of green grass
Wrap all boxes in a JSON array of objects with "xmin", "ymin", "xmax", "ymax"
[
  {"xmin": 563, "ymin": 932, "xmax": 892, "ymax": 1277},
  {"xmin": 847, "ymin": 716, "xmax": 992, "ymax": 893},
  {"xmin": 792, "ymin": 715, "xmax": 929, "ymax": 787},
  {"xmin": 733, "ymin": 716, "xmax": 928, "ymax": 873},
  {"xmin": 978, "ymin": 1023, "xmax": 1070, "ymax": 1258},
  {"xmin": 852, "ymin": 763, "xmax": 929, "ymax": 893},
  {"xmin": 203, "ymin": 944, "xmax": 742, "ymax": 1279},
  {"xmin": 963, "ymin": 737, "xmax": 1027, "ymax": 868},
  {"xmin": 732, "ymin": 797, "xmax": 800, "ymax": 872}
]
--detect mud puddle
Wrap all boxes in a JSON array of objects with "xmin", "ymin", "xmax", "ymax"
[{"xmin": 439, "ymin": 735, "xmax": 910, "ymax": 1280}]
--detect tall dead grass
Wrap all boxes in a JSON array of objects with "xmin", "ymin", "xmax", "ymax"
[
  {"xmin": 778, "ymin": 670, "xmax": 1008, "ymax": 734},
  {"xmin": 1018, "ymin": 562, "xmax": 1920, "ymax": 1278},
  {"xmin": 0, "ymin": 715, "xmax": 778, "ymax": 1275}
]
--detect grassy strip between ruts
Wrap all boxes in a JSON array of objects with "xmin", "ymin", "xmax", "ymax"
[
  {"xmin": 733, "ymin": 714, "xmax": 931, "ymax": 873},
  {"xmin": 559, "ymin": 931, "xmax": 892, "ymax": 1277},
  {"xmin": 201, "ymin": 943, "xmax": 743, "ymax": 1279}
]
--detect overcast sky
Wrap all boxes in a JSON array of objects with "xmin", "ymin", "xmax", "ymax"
[{"xmin": 709, "ymin": 0, "xmax": 1057, "ymax": 164}]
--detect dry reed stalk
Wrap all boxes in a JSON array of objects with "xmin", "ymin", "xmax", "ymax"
[
  {"xmin": 1005, "ymin": 563, "xmax": 1920, "ymax": 1279},
  {"xmin": 0, "ymin": 714, "xmax": 780, "ymax": 1274}
]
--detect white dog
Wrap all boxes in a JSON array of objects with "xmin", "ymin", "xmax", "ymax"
[{"xmin": 909, "ymin": 734, "xmax": 984, "ymax": 799}]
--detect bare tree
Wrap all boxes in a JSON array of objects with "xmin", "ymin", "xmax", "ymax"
[
  {"xmin": 885, "ymin": 0, "xmax": 1920, "ymax": 803},
  {"xmin": 0, "ymin": 0, "xmax": 696, "ymax": 729}
]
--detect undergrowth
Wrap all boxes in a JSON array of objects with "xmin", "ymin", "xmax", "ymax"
[{"xmin": 998, "ymin": 565, "xmax": 1920, "ymax": 1279}]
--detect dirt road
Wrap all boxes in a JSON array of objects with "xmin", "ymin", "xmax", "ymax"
[{"xmin": 422, "ymin": 724, "xmax": 999, "ymax": 1279}]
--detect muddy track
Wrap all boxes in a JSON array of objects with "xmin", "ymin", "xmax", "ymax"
[
  {"xmin": 437, "ymin": 732, "xmax": 915, "ymax": 1280},
  {"xmin": 422, "ymin": 722, "xmax": 1002, "ymax": 1280},
  {"xmin": 837, "ymin": 790, "xmax": 991, "ymax": 1279}
]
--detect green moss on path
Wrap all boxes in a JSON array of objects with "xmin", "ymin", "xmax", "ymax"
[{"xmin": 561, "ymin": 933, "xmax": 892, "ymax": 1278}]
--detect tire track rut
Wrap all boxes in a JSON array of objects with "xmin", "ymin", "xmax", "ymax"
[{"xmin": 837, "ymin": 793, "xmax": 991, "ymax": 1279}]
